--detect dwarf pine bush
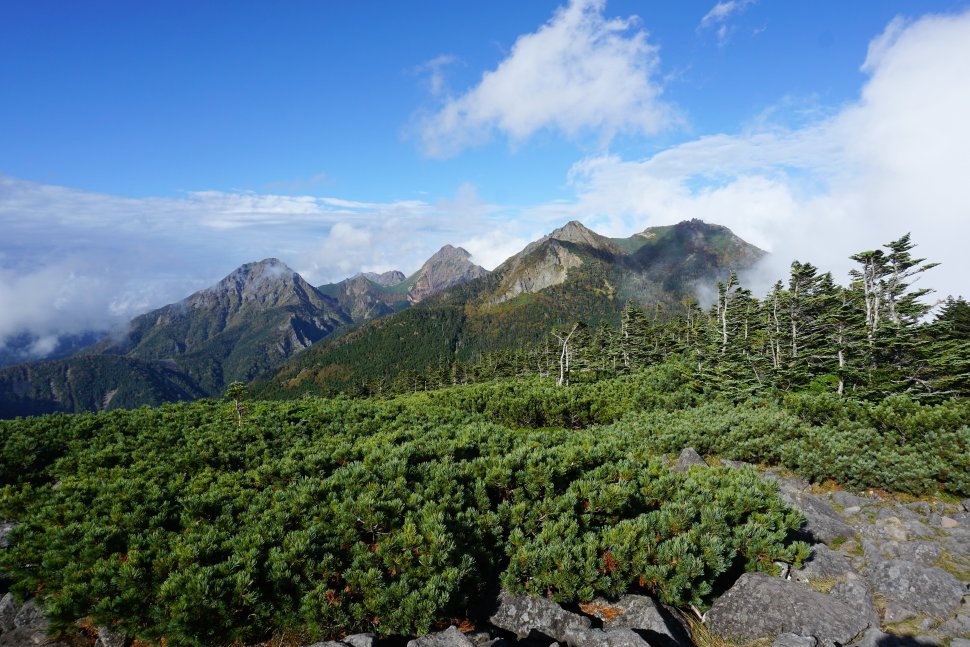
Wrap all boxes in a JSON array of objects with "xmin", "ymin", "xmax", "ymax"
[{"xmin": 2, "ymin": 365, "xmax": 966, "ymax": 645}]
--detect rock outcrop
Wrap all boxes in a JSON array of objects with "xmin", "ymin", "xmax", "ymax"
[
  {"xmin": 406, "ymin": 245, "xmax": 488, "ymax": 304},
  {"xmin": 705, "ymin": 573, "xmax": 869, "ymax": 644}
]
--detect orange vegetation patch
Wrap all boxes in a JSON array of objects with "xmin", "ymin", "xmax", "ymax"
[
  {"xmin": 432, "ymin": 618, "xmax": 477, "ymax": 632},
  {"xmin": 578, "ymin": 602, "xmax": 625, "ymax": 622}
]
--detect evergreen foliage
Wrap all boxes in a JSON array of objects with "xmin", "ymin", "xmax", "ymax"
[
  {"xmin": 271, "ymin": 234, "xmax": 968, "ymax": 404},
  {"xmin": 3, "ymin": 351, "xmax": 969, "ymax": 644},
  {"xmin": 1, "ymin": 389, "xmax": 810, "ymax": 645}
]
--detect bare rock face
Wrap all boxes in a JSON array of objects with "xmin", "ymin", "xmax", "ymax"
[
  {"xmin": 865, "ymin": 560, "xmax": 965, "ymax": 623},
  {"xmin": 772, "ymin": 634, "xmax": 817, "ymax": 647},
  {"xmin": 360, "ymin": 270, "xmax": 406, "ymax": 287},
  {"xmin": 792, "ymin": 544, "xmax": 855, "ymax": 583},
  {"xmin": 0, "ymin": 597, "xmax": 69, "ymax": 647},
  {"xmin": 489, "ymin": 590, "xmax": 591, "ymax": 643},
  {"xmin": 94, "ymin": 625, "xmax": 127, "ymax": 647},
  {"xmin": 545, "ymin": 221, "xmax": 622, "ymax": 254},
  {"xmin": 586, "ymin": 594, "xmax": 692, "ymax": 647},
  {"xmin": 0, "ymin": 593, "xmax": 18, "ymax": 634},
  {"xmin": 406, "ymin": 626, "xmax": 476, "ymax": 647},
  {"xmin": 704, "ymin": 573, "xmax": 869, "ymax": 645},
  {"xmin": 407, "ymin": 246, "xmax": 488, "ymax": 304},
  {"xmin": 773, "ymin": 482, "xmax": 855, "ymax": 545},
  {"xmin": 493, "ymin": 241, "xmax": 584, "ymax": 304},
  {"xmin": 489, "ymin": 220, "xmax": 625, "ymax": 306}
]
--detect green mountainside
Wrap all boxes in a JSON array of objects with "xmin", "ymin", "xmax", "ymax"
[
  {"xmin": 317, "ymin": 274, "xmax": 410, "ymax": 323},
  {"xmin": 0, "ymin": 330, "xmax": 105, "ymax": 369},
  {"xmin": 256, "ymin": 219, "xmax": 763, "ymax": 397},
  {"xmin": 84, "ymin": 258, "xmax": 352, "ymax": 395},
  {"xmin": 0, "ymin": 354, "xmax": 205, "ymax": 417},
  {"xmin": 0, "ymin": 220, "xmax": 761, "ymax": 416},
  {"xmin": 0, "ymin": 259, "xmax": 354, "ymax": 417}
]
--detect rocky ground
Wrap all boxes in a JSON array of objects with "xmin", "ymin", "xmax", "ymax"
[{"xmin": 1, "ymin": 449, "xmax": 968, "ymax": 647}]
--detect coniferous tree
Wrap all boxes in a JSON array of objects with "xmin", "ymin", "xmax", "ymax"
[{"xmin": 620, "ymin": 301, "xmax": 652, "ymax": 372}]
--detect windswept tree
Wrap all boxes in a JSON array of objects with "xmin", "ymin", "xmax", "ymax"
[{"xmin": 551, "ymin": 323, "xmax": 581, "ymax": 386}]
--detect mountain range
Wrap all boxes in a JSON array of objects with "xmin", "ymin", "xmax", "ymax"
[{"xmin": 0, "ymin": 219, "xmax": 762, "ymax": 417}]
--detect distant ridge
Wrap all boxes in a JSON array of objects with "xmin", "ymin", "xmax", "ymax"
[
  {"xmin": 359, "ymin": 270, "xmax": 406, "ymax": 286},
  {"xmin": 0, "ymin": 219, "xmax": 765, "ymax": 416},
  {"xmin": 261, "ymin": 219, "xmax": 765, "ymax": 398}
]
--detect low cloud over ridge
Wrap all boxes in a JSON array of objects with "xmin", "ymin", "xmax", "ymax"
[{"xmin": 552, "ymin": 8, "xmax": 970, "ymax": 300}]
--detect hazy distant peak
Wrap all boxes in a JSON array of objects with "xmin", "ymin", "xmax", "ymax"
[
  {"xmin": 359, "ymin": 270, "xmax": 406, "ymax": 286},
  {"xmin": 550, "ymin": 220, "xmax": 593, "ymax": 238},
  {"xmin": 219, "ymin": 258, "xmax": 295, "ymax": 284},
  {"xmin": 426, "ymin": 244, "xmax": 473, "ymax": 261}
]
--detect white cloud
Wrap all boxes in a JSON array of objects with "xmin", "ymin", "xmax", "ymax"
[
  {"xmin": 414, "ymin": 0, "xmax": 674, "ymax": 157},
  {"xmin": 699, "ymin": 0, "xmax": 757, "ymax": 46},
  {"xmin": 459, "ymin": 231, "xmax": 532, "ymax": 270},
  {"xmin": 0, "ymin": 176, "xmax": 506, "ymax": 352},
  {"xmin": 414, "ymin": 55, "xmax": 460, "ymax": 98},
  {"xmin": 700, "ymin": 1, "xmax": 756, "ymax": 28},
  {"xmin": 554, "ymin": 8, "xmax": 970, "ymax": 300}
]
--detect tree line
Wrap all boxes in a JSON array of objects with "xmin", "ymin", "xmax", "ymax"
[{"xmin": 361, "ymin": 234, "xmax": 969, "ymax": 401}]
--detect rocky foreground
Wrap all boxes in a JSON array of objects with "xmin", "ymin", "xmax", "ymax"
[{"xmin": 1, "ymin": 449, "xmax": 968, "ymax": 647}]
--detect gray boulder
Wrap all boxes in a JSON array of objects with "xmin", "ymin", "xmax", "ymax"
[
  {"xmin": 0, "ymin": 593, "xmax": 18, "ymax": 633},
  {"xmin": 776, "ymin": 487, "xmax": 855, "ymax": 545},
  {"xmin": 936, "ymin": 611, "xmax": 970, "ymax": 640},
  {"xmin": 673, "ymin": 448, "xmax": 707, "ymax": 472},
  {"xmin": 885, "ymin": 540, "xmax": 944, "ymax": 567},
  {"xmin": 463, "ymin": 631, "xmax": 506, "ymax": 647},
  {"xmin": 489, "ymin": 590, "xmax": 591, "ymax": 643},
  {"xmin": 561, "ymin": 627, "xmax": 651, "ymax": 647},
  {"xmin": 343, "ymin": 634, "xmax": 376, "ymax": 647},
  {"xmin": 866, "ymin": 560, "xmax": 964, "ymax": 621},
  {"xmin": 13, "ymin": 599, "xmax": 48, "ymax": 631},
  {"xmin": 772, "ymin": 634, "xmax": 817, "ymax": 647},
  {"xmin": 828, "ymin": 576, "xmax": 879, "ymax": 627},
  {"xmin": 0, "ymin": 598, "xmax": 64, "ymax": 647},
  {"xmin": 704, "ymin": 573, "xmax": 869, "ymax": 644},
  {"xmin": 95, "ymin": 626, "xmax": 127, "ymax": 647},
  {"xmin": 407, "ymin": 626, "xmax": 475, "ymax": 647},
  {"xmin": 585, "ymin": 595, "xmax": 691, "ymax": 647},
  {"xmin": 792, "ymin": 544, "xmax": 856, "ymax": 583},
  {"xmin": 848, "ymin": 627, "xmax": 940, "ymax": 647},
  {"xmin": 827, "ymin": 491, "xmax": 876, "ymax": 510}
]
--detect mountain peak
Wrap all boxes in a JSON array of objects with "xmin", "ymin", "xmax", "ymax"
[
  {"xmin": 358, "ymin": 270, "xmax": 406, "ymax": 287},
  {"xmin": 543, "ymin": 221, "xmax": 618, "ymax": 254},
  {"xmin": 407, "ymin": 245, "xmax": 487, "ymax": 304},
  {"xmin": 550, "ymin": 220, "xmax": 593, "ymax": 239},
  {"xmin": 427, "ymin": 244, "xmax": 473, "ymax": 261}
]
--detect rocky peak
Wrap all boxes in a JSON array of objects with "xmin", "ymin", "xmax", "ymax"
[
  {"xmin": 407, "ymin": 245, "xmax": 488, "ymax": 304},
  {"xmin": 359, "ymin": 270, "xmax": 406, "ymax": 287},
  {"xmin": 424, "ymin": 244, "xmax": 473, "ymax": 263},
  {"xmin": 547, "ymin": 220, "xmax": 620, "ymax": 254},
  {"xmin": 188, "ymin": 258, "xmax": 315, "ymax": 311}
]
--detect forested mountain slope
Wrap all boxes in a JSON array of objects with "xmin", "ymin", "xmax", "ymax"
[{"xmin": 257, "ymin": 219, "xmax": 763, "ymax": 397}]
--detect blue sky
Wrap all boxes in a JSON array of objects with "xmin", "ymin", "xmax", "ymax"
[{"xmin": 2, "ymin": 0, "xmax": 970, "ymax": 354}]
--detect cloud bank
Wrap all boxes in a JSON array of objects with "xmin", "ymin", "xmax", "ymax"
[
  {"xmin": 0, "ymin": 175, "xmax": 520, "ymax": 354},
  {"xmin": 552, "ymin": 9, "xmax": 970, "ymax": 300},
  {"xmin": 415, "ymin": 0, "xmax": 674, "ymax": 157}
]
